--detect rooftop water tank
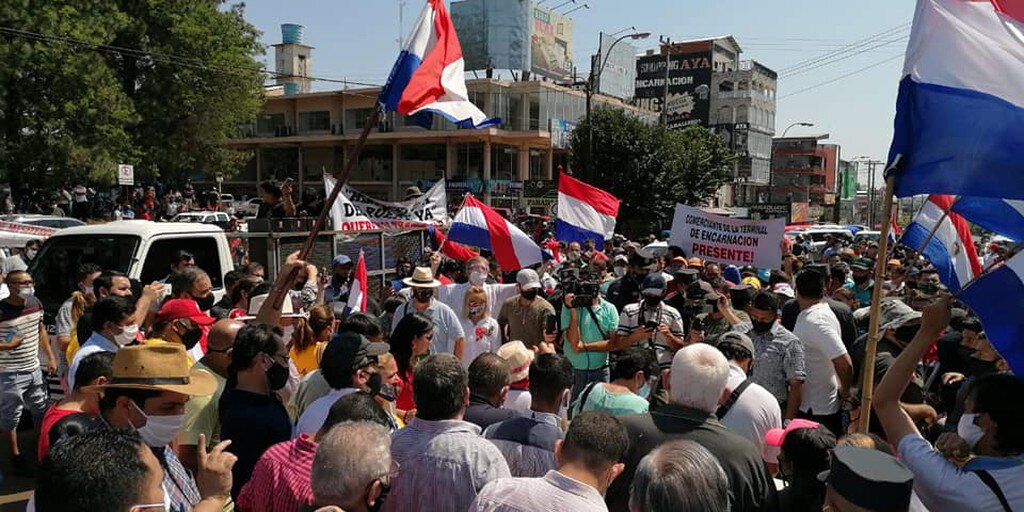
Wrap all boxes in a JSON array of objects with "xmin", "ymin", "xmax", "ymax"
[
  {"xmin": 281, "ymin": 24, "xmax": 304, "ymax": 44},
  {"xmin": 283, "ymin": 83, "xmax": 300, "ymax": 95}
]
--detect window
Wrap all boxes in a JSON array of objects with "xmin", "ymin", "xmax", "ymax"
[
  {"xmin": 32, "ymin": 235, "xmax": 141, "ymax": 314},
  {"xmin": 298, "ymin": 111, "xmax": 330, "ymax": 133},
  {"xmin": 345, "ymin": 108, "xmax": 374, "ymax": 133},
  {"xmin": 257, "ymin": 113, "xmax": 286, "ymax": 135},
  {"xmin": 455, "ymin": 143, "xmax": 484, "ymax": 179},
  {"xmin": 140, "ymin": 237, "xmax": 223, "ymax": 289},
  {"xmin": 399, "ymin": 144, "xmax": 446, "ymax": 181},
  {"xmin": 352, "ymin": 145, "xmax": 393, "ymax": 182},
  {"xmin": 492, "ymin": 145, "xmax": 518, "ymax": 181}
]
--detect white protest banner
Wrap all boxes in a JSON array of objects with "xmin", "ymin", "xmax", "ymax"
[
  {"xmin": 325, "ymin": 176, "xmax": 449, "ymax": 231},
  {"xmin": 669, "ymin": 204, "xmax": 785, "ymax": 269}
]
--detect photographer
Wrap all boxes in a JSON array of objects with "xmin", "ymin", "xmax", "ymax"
[
  {"xmin": 611, "ymin": 273, "xmax": 686, "ymax": 378},
  {"xmin": 560, "ymin": 288, "xmax": 619, "ymax": 404}
]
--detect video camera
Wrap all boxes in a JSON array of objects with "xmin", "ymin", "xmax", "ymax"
[{"xmin": 558, "ymin": 264, "xmax": 602, "ymax": 309}]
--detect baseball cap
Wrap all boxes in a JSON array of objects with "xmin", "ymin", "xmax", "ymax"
[
  {"xmin": 717, "ymin": 332, "xmax": 755, "ymax": 359},
  {"xmin": 685, "ymin": 280, "xmax": 721, "ymax": 302},
  {"xmin": 670, "ymin": 256, "xmax": 687, "ymax": 267},
  {"xmin": 687, "ymin": 257, "xmax": 703, "ymax": 268},
  {"xmin": 851, "ymin": 257, "xmax": 875, "ymax": 271},
  {"xmin": 156, "ymin": 298, "xmax": 216, "ymax": 326},
  {"xmin": 641, "ymin": 273, "xmax": 668, "ymax": 296},
  {"xmin": 887, "ymin": 259, "xmax": 902, "ymax": 267},
  {"xmin": 332, "ymin": 254, "xmax": 353, "ymax": 266},
  {"xmin": 765, "ymin": 419, "xmax": 821, "ymax": 447},
  {"xmin": 516, "ymin": 268, "xmax": 541, "ymax": 291},
  {"xmin": 323, "ymin": 331, "xmax": 390, "ymax": 379}
]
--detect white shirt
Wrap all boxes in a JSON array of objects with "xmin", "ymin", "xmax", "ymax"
[
  {"xmin": 459, "ymin": 316, "xmax": 501, "ymax": 369},
  {"xmin": 292, "ymin": 387, "xmax": 359, "ymax": 437},
  {"xmin": 793, "ymin": 302, "xmax": 847, "ymax": 415},
  {"xmin": 899, "ymin": 433, "xmax": 1024, "ymax": 511},
  {"xmin": 67, "ymin": 332, "xmax": 119, "ymax": 390},
  {"xmin": 436, "ymin": 283, "xmax": 518, "ymax": 324},
  {"xmin": 504, "ymin": 389, "xmax": 532, "ymax": 414},
  {"xmin": 719, "ymin": 364, "xmax": 783, "ymax": 464}
]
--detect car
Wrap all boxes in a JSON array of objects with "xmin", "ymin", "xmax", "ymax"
[
  {"xmin": 854, "ymin": 230, "xmax": 882, "ymax": 244},
  {"xmin": 233, "ymin": 198, "xmax": 263, "ymax": 217},
  {"xmin": 218, "ymin": 194, "xmax": 236, "ymax": 215},
  {"xmin": 171, "ymin": 211, "xmax": 234, "ymax": 231},
  {"xmin": 0, "ymin": 214, "xmax": 87, "ymax": 229}
]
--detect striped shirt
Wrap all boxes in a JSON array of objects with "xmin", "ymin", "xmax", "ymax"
[
  {"xmin": 469, "ymin": 470, "xmax": 609, "ymax": 512},
  {"xmin": 237, "ymin": 435, "xmax": 317, "ymax": 512},
  {"xmin": 616, "ymin": 302, "xmax": 685, "ymax": 368},
  {"xmin": 0, "ymin": 297, "xmax": 43, "ymax": 373}
]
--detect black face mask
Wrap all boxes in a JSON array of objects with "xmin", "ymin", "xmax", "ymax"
[
  {"xmin": 180, "ymin": 326, "xmax": 203, "ymax": 350},
  {"xmin": 520, "ymin": 289, "xmax": 538, "ymax": 301},
  {"xmin": 265, "ymin": 360, "xmax": 289, "ymax": 391},
  {"xmin": 894, "ymin": 324, "xmax": 921, "ymax": 344},
  {"xmin": 413, "ymin": 289, "xmax": 433, "ymax": 303},
  {"xmin": 853, "ymin": 274, "xmax": 870, "ymax": 285},
  {"xmin": 751, "ymin": 319, "xmax": 774, "ymax": 334},
  {"xmin": 643, "ymin": 295, "xmax": 662, "ymax": 308},
  {"xmin": 194, "ymin": 294, "xmax": 215, "ymax": 312}
]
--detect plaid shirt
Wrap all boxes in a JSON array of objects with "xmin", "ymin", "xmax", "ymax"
[
  {"xmin": 732, "ymin": 321, "xmax": 806, "ymax": 403},
  {"xmin": 237, "ymin": 434, "xmax": 317, "ymax": 512}
]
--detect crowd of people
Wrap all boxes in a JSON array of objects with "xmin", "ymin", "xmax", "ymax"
[{"xmin": 0, "ymin": 217, "xmax": 1020, "ymax": 512}]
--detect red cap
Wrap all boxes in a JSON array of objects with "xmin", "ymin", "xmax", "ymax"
[
  {"xmin": 156, "ymin": 298, "xmax": 216, "ymax": 326},
  {"xmin": 764, "ymin": 419, "xmax": 821, "ymax": 447}
]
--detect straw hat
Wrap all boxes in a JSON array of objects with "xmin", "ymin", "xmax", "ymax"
[
  {"xmin": 83, "ymin": 344, "xmax": 217, "ymax": 396},
  {"xmin": 497, "ymin": 341, "xmax": 534, "ymax": 383},
  {"xmin": 402, "ymin": 267, "xmax": 442, "ymax": 288},
  {"xmin": 238, "ymin": 293, "xmax": 308, "ymax": 321}
]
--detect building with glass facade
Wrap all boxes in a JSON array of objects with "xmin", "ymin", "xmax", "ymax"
[{"xmin": 223, "ymin": 79, "xmax": 656, "ymax": 209}]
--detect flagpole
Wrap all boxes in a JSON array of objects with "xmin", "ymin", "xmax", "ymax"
[
  {"xmin": 266, "ymin": 106, "xmax": 383, "ymax": 311},
  {"xmin": 912, "ymin": 197, "xmax": 959, "ymax": 255},
  {"xmin": 858, "ymin": 156, "xmax": 901, "ymax": 432}
]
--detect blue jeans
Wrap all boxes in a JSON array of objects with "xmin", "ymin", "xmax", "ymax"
[
  {"xmin": 0, "ymin": 370, "xmax": 49, "ymax": 431},
  {"xmin": 571, "ymin": 367, "xmax": 609, "ymax": 405}
]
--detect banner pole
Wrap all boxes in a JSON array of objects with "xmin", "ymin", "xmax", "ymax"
[
  {"xmin": 267, "ymin": 106, "xmax": 383, "ymax": 310},
  {"xmin": 858, "ymin": 170, "xmax": 899, "ymax": 432}
]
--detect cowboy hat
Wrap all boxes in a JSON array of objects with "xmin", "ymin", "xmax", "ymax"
[
  {"xmin": 402, "ymin": 267, "xmax": 441, "ymax": 288},
  {"xmin": 83, "ymin": 344, "xmax": 217, "ymax": 396}
]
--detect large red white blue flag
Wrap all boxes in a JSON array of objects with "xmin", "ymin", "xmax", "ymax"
[
  {"xmin": 888, "ymin": 0, "xmax": 1024, "ymax": 200},
  {"xmin": 378, "ymin": 0, "xmax": 499, "ymax": 129},
  {"xmin": 899, "ymin": 195, "xmax": 982, "ymax": 293},
  {"xmin": 556, "ymin": 172, "xmax": 621, "ymax": 250},
  {"xmin": 448, "ymin": 195, "xmax": 544, "ymax": 271}
]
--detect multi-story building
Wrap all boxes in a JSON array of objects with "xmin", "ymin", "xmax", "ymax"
[
  {"xmin": 221, "ymin": 26, "xmax": 656, "ymax": 208},
  {"xmin": 771, "ymin": 135, "xmax": 840, "ymax": 220}
]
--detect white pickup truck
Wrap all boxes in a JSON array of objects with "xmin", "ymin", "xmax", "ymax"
[{"xmin": 30, "ymin": 221, "xmax": 235, "ymax": 320}]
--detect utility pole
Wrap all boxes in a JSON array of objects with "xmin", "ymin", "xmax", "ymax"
[
  {"xmin": 663, "ymin": 36, "xmax": 671, "ymax": 126},
  {"xmin": 862, "ymin": 159, "xmax": 883, "ymax": 227}
]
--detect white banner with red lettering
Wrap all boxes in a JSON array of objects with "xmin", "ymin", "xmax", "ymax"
[
  {"xmin": 669, "ymin": 204, "xmax": 785, "ymax": 269},
  {"xmin": 325, "ymin": 176, "xmax": 449, "ymax": 231}
]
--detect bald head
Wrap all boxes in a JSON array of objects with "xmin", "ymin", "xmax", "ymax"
[{"xmin": 208, "ymin": 319, "xmax": 243, "ymax": 352}]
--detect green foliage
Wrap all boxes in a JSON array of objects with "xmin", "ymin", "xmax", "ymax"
[
  {"xmin": 0, "ymin": 0, "xmax": 264, "ymax": 187},
  {"xmin": 570, "ymin": 108, "xmax": 734, "ymax": 236}
]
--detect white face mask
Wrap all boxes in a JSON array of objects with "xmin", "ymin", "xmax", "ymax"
[
  {"xmin": 113, "ymin": 324, "xmax": 139, "ymax": 346},
  {"xmin": 17, "ymin": 286, "xmax": 34, "ymax": 299},
  {"xmin": 613, "ymin": 267, "xmax": 627, "ymax": 278},
  {"xmin": 469, "ymin": 270, "xmax": 487, "ymax": 285},
  {"xmin": 24, "ymin": 249, "xmax": 36, "ymax": 260},
  {"xmin": 958, "ymin": 413, "xmax": 985, "ymax": 449},
  {"xmin": 130, "ymin": 401, "xmax": 184, "ymax": 448}
]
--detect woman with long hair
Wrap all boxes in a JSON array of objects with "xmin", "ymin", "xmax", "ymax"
[
  {"xmin": 776, "ymin": 423, "xmax": 836, "ymax": 512},
  {"xmin": 388, "ymin": 312, "xmax": 433, "ymax": 420},
  {"xmin": 289, "ymin": 305, "xmax": 334, "ymax": 377},
  {"xmin": 458, "ymin": 286, "xmax": 500, "ymax": 369}
]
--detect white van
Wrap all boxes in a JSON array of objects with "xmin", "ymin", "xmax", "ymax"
[{"xmin": 29, "ymin": 221, "xmax": 234, "ymax": 319}]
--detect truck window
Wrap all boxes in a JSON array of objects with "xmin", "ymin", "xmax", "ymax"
[
  {"xmin": 139, "ymin": 237, "xmax": 224, "ymax": 289},
  {"xmin": 30, "ymin": 235, "xmax": 140, "ymax": 317}
]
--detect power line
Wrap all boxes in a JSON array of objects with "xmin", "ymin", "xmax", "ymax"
[
  {"xmin": 777, "ymin": 23, "xmax": 910, "ymax": 74},
  {"xmin": 778, "ymin": 53, "xmax": 905, "ymax": 100},
  {"xmin": 781, "ymin": 33, "xmax": 908, "ymax": 78}
]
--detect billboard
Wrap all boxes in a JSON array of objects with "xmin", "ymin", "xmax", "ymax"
[
  {"xmin": 451, "ymin": 0, "xmax": 531, "ymax": 72},
  {"xmin": 530, "ymin": 3, "xmax": 574, "ymax": 80},
  {"xmin": 595, "ymin": 33, "xmax": 638, "ymax": 100},
  {"xmin": 550, "ymin": 119, "xmax": 575, "ymax": 149},
  {"xmin": 635, "ymin": 51, "xmax": 713, "ymax": 129},
  {"xmin": 746, "ymin": 203, "xmax": 792, "ymax": 222}
]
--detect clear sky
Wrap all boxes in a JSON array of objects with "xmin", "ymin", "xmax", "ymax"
[{"xmin": 240, "ymin": 0, "xmax": 916, "ymax": 183}]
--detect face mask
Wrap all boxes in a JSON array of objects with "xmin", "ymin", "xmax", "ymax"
[
  {"xmin": 130, "ymin": 401, "xmax": 183, "ymax": 448},
  {"xmin": 280, "ymin": 325, "xmax": 295, "ymax": 345},
  {"xmin": 853, "ymin": 274, "xmax": 870, "ymax": 285},
  {"xmin": 193, "ymin": 294, "xmax": 215, "ymax": 312},
  {"xmin": 180, "ymin": 326, "xmax": 203, "ymax": 350},
  {"xmin": 17, "ymin": 286, "xmax": 34, "ymax": 299},
  {"xmin": 637, "ymin": 380, "xmax": 651, "ymax": 399},
  {"xmin": 413, "ymin": 289, "xmax": 433, "ymax": 303},
  {"xmin": 469, "ymin": 270, "xmax": 487, "ymax": 285},
  {"xmin": 957, "ymin": 413, "xmax": 985, "ymax": 449},
  {"xmin": 751, "ymin": 319, "xmax": 774, "ymax": 334},
  {"xmin": 114, "ymin": 324, "xmax": 139, "ymax": 346},
  {"xmin": 520, "ymin": 289, "xmax": 538, "ymax": 301},
  {"xmin": 643, "ymin": 295, "xmax": 662, "ymax": 308},
  {"xmin": 265, "ymin": 357, "xmax": 290, "ymax": 391},
  {"xmin": 613, "ymin": 267, "xmax": 627, "ymax": 278},
  {"xmin": 568, "ymin": 251, "xmax": 581, "ymax": 261},
  {"xmin": 24, "ymin": 250, "xmax": 36, "ymax": 260},
  {"xmin": 468, "ymin": 303, "xmax": 485, "ymax": 317}
]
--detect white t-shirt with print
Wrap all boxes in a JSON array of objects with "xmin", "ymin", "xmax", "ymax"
[{"xmin": 459, "ymin": 316, "xmax": 501, "ymax": 369}]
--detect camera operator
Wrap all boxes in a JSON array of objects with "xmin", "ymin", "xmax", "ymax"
[{"xmin": 559, "ymin": 286, "xmax": 619, "ymax": 404}]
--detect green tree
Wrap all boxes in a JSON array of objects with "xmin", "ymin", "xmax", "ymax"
[
  {"xmin": 0, "ymin": 0, "xmax": 263, "ymax": 189},
  {"xmin": 570, "ymin": 108, "xmax": 734, "ymax": 236}
]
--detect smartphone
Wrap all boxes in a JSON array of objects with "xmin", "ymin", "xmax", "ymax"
[
  {"xmin": 545, "ymin": 315, "xmax": 558, "ymax": 334},
  {"xmin": 644, "ymin": 320, "xmax": 658, "ymax": 331}
]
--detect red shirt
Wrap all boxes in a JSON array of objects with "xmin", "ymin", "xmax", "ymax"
[
  {"xmin": 237, "ymin": 434, "xmax": 318, "ymax": 512},
  {"xmin": 396, "ymin": 369, "xmax": 416, "ymax": 412},
  {"xmin": 38, "ymin": 404, "xmax": 78, "ymax": 460}
]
